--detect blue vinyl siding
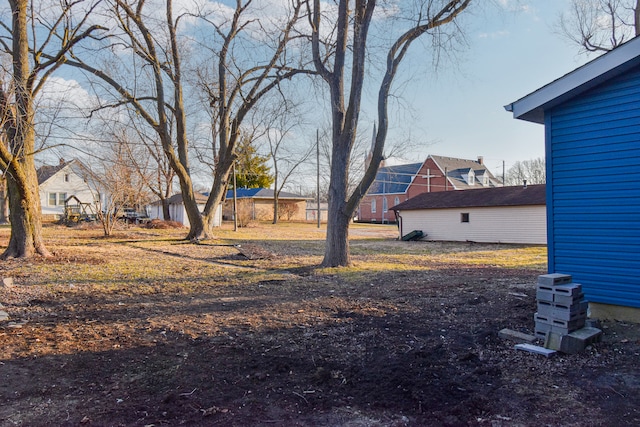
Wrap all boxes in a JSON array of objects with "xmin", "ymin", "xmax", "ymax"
[{"xmin": 546, "ymin": 66, "xmax": 640, "ymax": 308}]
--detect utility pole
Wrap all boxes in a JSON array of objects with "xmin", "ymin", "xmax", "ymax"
[
  {"xmin": 316, "ymin": 129, "xmax": 321, "ymax": 228},
  {"xmin": 233, "ymin": 161, "xmax": 238, "ymax": 231}
]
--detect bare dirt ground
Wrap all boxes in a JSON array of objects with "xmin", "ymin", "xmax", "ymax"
[{"xmin": 0, "ymin": 222, "xmax": 639, "ymax": 427}]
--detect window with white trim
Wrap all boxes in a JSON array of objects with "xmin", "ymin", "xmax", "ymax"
[{"xmin": 48, "ymin": 192, "xmax": 67, "ymax": 206}]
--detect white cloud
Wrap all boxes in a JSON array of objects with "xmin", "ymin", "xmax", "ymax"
[{"xmin": 36, "ymin": 76, "xmax": 97, "ymax": 111}]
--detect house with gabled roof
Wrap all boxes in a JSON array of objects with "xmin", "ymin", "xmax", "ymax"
[
  {"xmin": 223, "ymin": 188, "xmax": 307, "ymax": 221},
  {"xmin": 358, "ymin": 155, "xmax": 501, "ymax": 223},
  {"xmin": 37, "ymin": 159, "xmax": 96, "ymax": 221},
  {"xmin": 505, "ymin": 35, "xmax": 640, "ymax": 321}
]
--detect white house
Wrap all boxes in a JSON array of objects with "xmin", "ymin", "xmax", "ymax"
[
  {"xmin": 37, "ymin": 159, "xmax": 97, "ymax": 221},
  {"xmin": 391, "ymin": 184, "xmax": 546, "ymax": 244},
  {"xmin": 147, "ymin": 193, "xmax": 222, "ymax": 227}
]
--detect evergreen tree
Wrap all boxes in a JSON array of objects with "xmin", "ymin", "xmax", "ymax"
[{"xmin": 234, "ymin": 136, "xmax": 274, "ymax": 189}]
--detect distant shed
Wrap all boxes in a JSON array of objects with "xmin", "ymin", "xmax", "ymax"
[
  {"xmin": 506, "ymin": 35, "xmax": 640, "ymax": 317},
  {"xmin": 147, "ymin": 193, "xmax": 221, "ymax": 227},
  {"xmin": 391, "ymin": 184, "xmax": 546, "ymax": 244}
]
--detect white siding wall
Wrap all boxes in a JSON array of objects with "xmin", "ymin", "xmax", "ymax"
[
  {"xmin": 148, "ymin": 203, "xmax": 221, "ymax": 227},
  {"xmin": 398, "ymin": 205, "xmax": 546, "ymax": 244},
  {"xmin": 39, "ymin": 166, "xmax": 95, "ymax": 218}
]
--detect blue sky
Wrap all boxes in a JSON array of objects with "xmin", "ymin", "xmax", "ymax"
[
  {"xmin": 387, "ymin": 0, "xmax": 593, "ymax": 179},
  {"xmin": 32, "ymin": 0, "xmax": 597, "ymax": 188}
]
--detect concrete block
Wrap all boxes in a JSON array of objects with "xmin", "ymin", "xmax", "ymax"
[
  {"xmin": 534, "ymin": 313, "xmax": 553, "ymax": 325},
  {"xmin": 550, "ymin": 316, "xmax": 585, "ymax": 331},
  {"xmin": 554, "ymin": 292, "xmax": 585, "ymax": 306},
  {"xmin": 552, "ymin": 302, "xmax": 589, "ymax": 321},
  {"xmin": 559, "ymin": 327, "xmax": 603, "ymax": 354},
  {"xmin": 515, "ymin": 343, "xmax": 556, "ymax": 357},
  {"xmin": 544, "ymin": 332, "xmax": 563, "ymax": 350},
  {"xmin": 551, "ymin": 324, "xmax": 571, "ymax": 335},
  {"xmin": 535, "ymin": 320, "xmax": 552, "ymax": 335},
  {"xmin": 538, "ymin": 273, "xmax": 572, "ymax": 287},
  {"xmin": 585, "ymin": 318, "xmax": 602, "ymax": 329},
  {"xmin": 537, "ymin": 300, "xmax": 554, "ymax": 316},
  {"xmin": 498, "ymin": 328, "xmax": 537, "ymax": 343},
  {"xmin": 553, "ymin": 283, "xmax": 582, "ymax": 297},
  {"xmin": 536, "ymin": 286, "xmax": 555, "ymax": 303},
  {"xmin": 534, "ymin": 330, "xmax": 547, "ymax": 340}
]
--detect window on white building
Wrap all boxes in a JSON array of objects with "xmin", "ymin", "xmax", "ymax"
[
  {"xmin": 48, "ymin": 192, "xmax": 67, "ymax": 206},
  {"xmin": 461, "ymin": 212, "xmax": 470, "ymax": 223}
]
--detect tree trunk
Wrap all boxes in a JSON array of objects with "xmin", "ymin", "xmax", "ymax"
[
  {"xmin": 3, "ymin": 161, "xmax": 50, "ymax": 259},
  {"xmin": 202, "ymin": 157, "xmax": 234, "ymax": 236},
  {"xmin": 162, "ymin": 198, "xmax": 170, "ymax": 220},
  {"xmin": 1, "ymin": 0, "xmax": 50, "ymax": 259},
  {"xmin": 0, "ymin": 178, "xmax": 8, "ymax": 223},
  {"xmin": 179, "ymin": 179, "xmax": 204, "ymax": 241},
  {"xmin": 321, "ymin": 139, "xmax": 352, "ymax": 267}
]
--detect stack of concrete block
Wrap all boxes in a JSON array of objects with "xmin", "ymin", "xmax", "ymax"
[{"xmin": 534, "ymin": 273, "xmax": 588, "ymax": 340}]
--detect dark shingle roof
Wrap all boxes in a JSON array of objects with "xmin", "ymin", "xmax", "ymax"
[
  {"xmin": 367, "ymin": 162, "xmax": 423, "ymax": 195},
  {"xmin": 36, "ymin": 161, "xmax": 71, "ymax": 184},
  {"xmin": 391, "ymin": 184, "xmax": 546, "ymax": 211}
]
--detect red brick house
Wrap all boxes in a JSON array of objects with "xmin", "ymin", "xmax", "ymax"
[{"xmin": 357, "ymin": 155, "xmax": 501, "ymax": 223}]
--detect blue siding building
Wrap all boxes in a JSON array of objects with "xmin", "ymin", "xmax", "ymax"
[{"xmin": 506, "ymin": 36, "xmax": 640, "ymax": 314}]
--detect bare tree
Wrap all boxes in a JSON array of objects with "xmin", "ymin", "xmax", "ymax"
[
  {"xmin": 115, "ymin": 114, "xmax": 175, "ymax": 221},
  {"xmin": 65, "ymin": 0, "xmax": 312, "ymax": 240},
  {"xmin": 505, "ymin": 157, "xmax": 545, "ymax": 186},
  {"xmin": 62, "ymin": 0, "xmax": 207, "ymax": 240},
  {"xmin": 196, "ymin": 0, "xmax": 314, "ymax": 234},
  {"xmin": 310, "ymin": 0, "xmax": 472, "ymax": 267},
  {"xmin": 0, "ymin": 0, "xmax": 102, "ymax": 258},
  {"xmin": 263, "ymin": 100, "xmax": 313, "ymax": 224},
  {"xmin": 559, "ymin": 0, "xmax": 640, "ymax": 54},
  {"xmin": 87, "ymin": 137, "xmax": 151, "ymax": 236}
]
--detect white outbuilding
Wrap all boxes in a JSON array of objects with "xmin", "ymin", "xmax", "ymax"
[{"xmin": 391, "ymin": 184, "xmax": 546, "ymax": 245}]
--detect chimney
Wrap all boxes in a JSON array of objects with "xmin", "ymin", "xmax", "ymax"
[
  {"xmin": 523, "ymin": 179, "xmax": 527, "ymax": 189},
  {"xmin": 477, "ymin": 156, "xmax": 484, "ymax": 165}
]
